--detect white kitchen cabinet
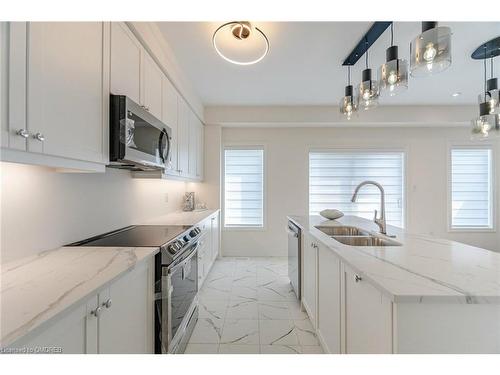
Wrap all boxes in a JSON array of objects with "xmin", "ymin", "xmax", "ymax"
[
  {"xmin": 317, "ymin": 244, "xmax": 341, "ymax": 354},
  {"xmin": 1, "ymin": 22, "xmax": 28, "ymax": 151},
  {"xmin": 26, "ymin": 22, "xmax": 107, "ymax": 163},
  {"xmin": 196, "ymin": 118, "xmax": 204, "ymax": 180},
  {"xmin": 10, "ymin": 295, "xmax": 99, "ymax": 354},
  {"xmin": 1, "ymin": 22, "xmax": 108, "ymax": 170},
  {"xmin": 177, "ymin": 97, "xmax": 190, "ymax": 176},
  {"xmin": 9, "ymin": 258, "xmax": 154, "ymax": 354},
  {"xmin": 142, "ymin": 52, "xmax": 163, "ymax": 120},
  {"xmin": 98, "ymin": 260, "xmax": 153, "ymax": 354},
  {"xmin": 210, "ymin": 214, "xmax": 219, "ymax": 262},
  {"xmin": 302, "ymin": 234, "xmax": 318, "ymax": 328},
  {"xmin": 197, "ymin": 213, "xmax": 220, "ymax": 289},
  {"xmin": 343, "ymin": 264, "xmax": 393, "ymax": 354},
  {"xmin": 110, "ymin": 22, "xmax": 141, "ymax": 104},
  {"xmin": 162, "ymin": 76, "xmax": 179, "ymax": 175},
  {"xmin": 188, "ymin": 111, "xmax": 198, "ymax": 178}
]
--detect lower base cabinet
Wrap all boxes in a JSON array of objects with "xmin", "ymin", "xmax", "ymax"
[
  {"xmin": 197, "ymin": 212, "xmax": 220, "ymax": 289},
  {"xmin": 302, "ymin": 234, "xmax": 318, "ymax": 329},
  {"xmin": 343, "ymin": 264, "xmax": 393, "ymax": 354},
  {"xmin": 317, "ymin": 243, "xmax": 341, "ymax": 354},
  {"xmin": 98, "ymin": 260, "xmax": 153, "ymax": 353},
  {"xmin": 10, "ymin": 258, "xmax": 154, "ymax": 354}
]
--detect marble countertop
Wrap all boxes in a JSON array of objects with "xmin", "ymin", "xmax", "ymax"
[
  {"xmin": 143, "ymin": 209, "xmax": 219, "ymax": 226},
  {"xmin": 1, "ymin": 246, "xmax": 158, "ymax": 347},
  {"xmin": 0, "ymin": 209, "xmax": 220, "ymax": 347},
  {"xmin": 288, "ymin": 215, "xmax": 500, "ymax": 304}
]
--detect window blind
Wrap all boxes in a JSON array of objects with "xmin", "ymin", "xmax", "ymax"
[
  {"xmin": 451, "ymin": 148, "xmax": 493, "ymax": 229},
  {"xmin": 224, "ymin": 148, "xmax": 264, "ymax": 227},
  {"xmin": 309, "ymin": 151, "xmax": 405, "ymax": 228}
]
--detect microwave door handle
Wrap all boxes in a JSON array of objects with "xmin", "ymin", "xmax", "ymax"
[{"xmin": 158, "ymin": 130, "xmax": 165, "ymax": 165}]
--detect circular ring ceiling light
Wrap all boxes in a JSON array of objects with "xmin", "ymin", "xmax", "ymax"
[{"xmin": 212, "ymin": 21, "xmax": 269, "ymax": 65}]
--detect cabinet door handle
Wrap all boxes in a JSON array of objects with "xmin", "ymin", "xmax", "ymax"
[
  {"xmin": 33, "ymin": 132, "xmax": 45, "ymax": 142},
  {"xmin": 102, "ymin": 299, "xmax": 112, "ymax": 309},
  {"xmin": 17, "ymin": 129, "xmax": 30, "ymax": 138},
  {"xmin": 91, "ymin": 306, "xmax": 102, "ymax": 317},
  {"xmin": 355, "ymin": 275, "xmax": 362, "ymax": 283}
]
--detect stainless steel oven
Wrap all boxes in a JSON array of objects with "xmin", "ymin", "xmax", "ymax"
[
  {"xmin": 159, "ymin": 239, "xmax": 199, "ymax": 353},
  {"xmin": 109, "ymin": 94, "xmax": 172, "ymax": 171}
]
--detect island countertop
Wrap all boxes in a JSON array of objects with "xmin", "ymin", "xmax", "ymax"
[{"xmin": 288, "ymin": 215, "xmax": 500, "ymax": 304}]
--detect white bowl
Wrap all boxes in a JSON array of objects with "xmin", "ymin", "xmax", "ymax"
[{"xmin": 319, "ymin": 209, "xmax": 344, "ymax": 220}]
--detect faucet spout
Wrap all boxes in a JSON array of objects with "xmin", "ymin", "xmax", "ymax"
[{"xmin": 350, "ymin": 180, "xmax": 388, "ymax": 235}]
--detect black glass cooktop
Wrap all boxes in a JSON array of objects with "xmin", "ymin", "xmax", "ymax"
[{"xmin": 68, "ymin": 225, "xmax": 191, "ymax": 247}]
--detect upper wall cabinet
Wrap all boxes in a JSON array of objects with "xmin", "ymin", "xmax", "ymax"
[
  {"xmin": 141, "ymin": 52, "xmax": 163, "ymax": 120},
  {"xmin": 1, "ymin": 21, "xmax": 204, "ymax": 177},
  {"xmin": 1, "ymin": 22, "xmax": 108, "ymax": 172},
  {"xmin": 162, "ymin": 76, "xmax": 178, "ymax": 174},
  {"xmin": 110, "ymin": 22, "xmax": 141, "ymax": 104}
]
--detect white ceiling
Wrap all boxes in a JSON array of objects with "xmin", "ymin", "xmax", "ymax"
[{"xmin": 156, "ymin": 22, "xmax": 500, "ymax": 106}]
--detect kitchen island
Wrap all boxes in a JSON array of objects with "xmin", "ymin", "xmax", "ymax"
[{"xmin": 288, "ymin": 215, "xmax": 500, "ymax": 354}]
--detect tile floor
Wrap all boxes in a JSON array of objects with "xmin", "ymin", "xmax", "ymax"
[{"xmin": 185, "ymin": 257, "xmax": 324, "ymax": 354}]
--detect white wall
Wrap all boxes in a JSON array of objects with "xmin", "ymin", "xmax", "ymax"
[
  {"xmin": 214, "ymin": 126, "xmax": 499, "ymax": 257},
  {"xmin": 0, "ymin": 163, "xmax": 189, "ymax": 263}
]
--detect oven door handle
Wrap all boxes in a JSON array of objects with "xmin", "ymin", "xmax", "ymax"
[{"xmin": 168, "ymin": 242, "xmax": 200, "ymax": 275}]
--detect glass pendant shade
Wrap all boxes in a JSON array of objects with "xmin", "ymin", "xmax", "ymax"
[
  {"xmin": 410, "ymin": 22, "xmax": 452, "ymax": 77},
  {"xmin": 339, "ymin": 85, "xmax": 358, "ymax": 119},
  {"xmin": 379, "ymin": 46, "xmax": 408, "ymax": 96},
  {"xmin": 471, "ymin": 86, "xmax": 500, "ymax": 140},
  {"xmin": 358, "ymin": 68, "xmax": 379, "ymax": 110}
]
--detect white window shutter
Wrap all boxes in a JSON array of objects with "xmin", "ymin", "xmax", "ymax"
[
  {"xmin": 309, "ymin": 151, "xmax": 405, "ymax": 228},
  {"xmin": 224, "ymin": 148, "xmax": 264, "ymax": 227},
  {"xmin": 451, "ymin": 148, "xmax": 493, "ymax": 229}
]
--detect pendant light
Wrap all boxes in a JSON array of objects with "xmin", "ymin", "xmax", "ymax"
[
  {"xmin": 340, "ymin": 66, "xmax": 358, "ymax": 119},
  {"xmin": 358, "ymin": 40, "xmax": 379, "ymax": 110},
  {"xmin": 471, "ymin": 51, "xmax": 500, "ymax": 140},
  {"xmin": 379, "ymin": 23, "xmax": 408, "ymax": 96},
  {"xmin": 410, "ymin": 22, "xmax": 452, "ymax": 77}
]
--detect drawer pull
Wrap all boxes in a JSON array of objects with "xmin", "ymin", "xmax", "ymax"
[{"xmin": 355, "ymin": 275, "xmax": 362, "ymax": 283}]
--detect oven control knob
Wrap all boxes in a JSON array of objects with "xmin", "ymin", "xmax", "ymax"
[
  {"xmin": 190, "ymin": 227, "xmax": 201, "ymax": 237},
  {"xmin": 167, "ymin": 240, "xmax": 182, "ymax": 254}
]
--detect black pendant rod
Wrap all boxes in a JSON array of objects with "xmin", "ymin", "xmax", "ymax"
[{"xmin": 342, "ymin": 22, "xmax": 392, "ymax": 66}]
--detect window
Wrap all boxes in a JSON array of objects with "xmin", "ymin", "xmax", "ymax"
[
  {"xmin": 450, "ymin": 147, "xmax": 493, "ymax": 230},
  {"xmin": 309, "ymin": 151, "xmax": 405, "ymax": 228},
  {"xmin": 224, "ymin": 147, "xmax": 264, "ymax": 228}
]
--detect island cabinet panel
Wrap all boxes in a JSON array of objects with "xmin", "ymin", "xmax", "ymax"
[
  {"xmin": 317, "ymin": 244, "xmax": 341, "ymax": 354},
  {"xmin": 302, "ymin": 233, "xmax": 318, "ymax": 328},
  {"xmin": 344, "ymin": 264, "xmax": 393, "ymax": 353},
  {"xmin": 394, "ymin": 303, "xmax": 500, "ymax": 354},
  {"xmin": 10, "ymin": 296, "xmax": 99, "ymax": 354}
]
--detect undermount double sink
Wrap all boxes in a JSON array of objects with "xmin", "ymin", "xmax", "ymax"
[{"xmin": 314, "ymin": 225, "xmax": 402, "ymax": 247}]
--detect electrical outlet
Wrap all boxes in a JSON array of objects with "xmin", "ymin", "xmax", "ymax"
[{"xmin": 164, "ymin": 193, "xmax": 169, "ymax": 203}]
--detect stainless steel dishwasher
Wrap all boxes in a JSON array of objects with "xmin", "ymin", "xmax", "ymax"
[{"xmin": 287, "ymin": 221, "xmax": 301, "ymax": 300}]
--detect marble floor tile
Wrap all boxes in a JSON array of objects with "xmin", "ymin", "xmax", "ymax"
[
  {"xmin": 230, "ymin": 285, "xmax": 258, "ymax": 300},
  {"xmin": 259, "ymin": 319, "xmax": 299, "ymax": 346},
  {"xmin": 189, "ymin": 316, "xmax": 224, "ymax": 344},
  {"xmin": 258, "ymin": 301, "xmax": 290, "ymax": 320},
  {"xmin": 226, "ymin": 298, "xmax": 259, "ymax": 320},
  {"xmin": 186, "ymin": 257, "xmax": 321, "ymax": 354},
  {"xmin": 293, "ymin": 319, "xmax": 320, "ymax": 346},
  {"xmin": 260, "ymin": 345, "xmax": 301, "ymax": 354},
  {"xmin": 219, "ymin": 344, "xmax": 260, "ymax": 354},
  {"xmin": 198, "ymin": 299, "xmax": 227, "ymax": 320},
  {"xmin": 185, "ymin": 344, "xmax": 220, "ymax": 354},
  {"xmin": 221, "ymin": 319, "xmax": 260, "ymax": 345}
]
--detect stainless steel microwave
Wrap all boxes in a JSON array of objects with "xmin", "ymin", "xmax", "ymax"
[{"xmin": 109, "ymin": 95, "xmax": 172, "ymax": 171}]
